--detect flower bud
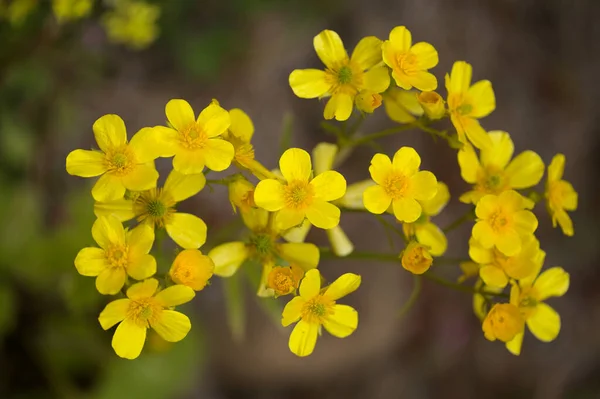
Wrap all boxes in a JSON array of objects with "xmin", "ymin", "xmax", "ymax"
[
  {"xmin": 228, "ymin": 176, "xmax": 256, "ymax": 213},
  {"xmin": 417, "ymin": 91, "xmax": 445, "ymax": 120},
  {"xmin": 169, "ymin": 249, "xmax": 215, "ymax": 291},
  {"xmin": 482, "ymin": 303, "xmax": 524, "ymax": 342},
  {"xmin": 267, "ymin": 264, "xmax": 304, "ymax": 296},
  {"xmin": 355, "ymin": 90, "xmax": 383, "ymax": 114},
  {"xmin": 401, "ymin": 241, "xmax": 433, "ymax": 274}
]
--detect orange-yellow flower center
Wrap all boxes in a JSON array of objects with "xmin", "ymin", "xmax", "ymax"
[
  {"xmin": 179, "ymin": 123, "xmax": 208, "ymax": 149},
  {"xmin": 106, "ymin": 146, "xmax": 136, "ymax": 176},
  {"xmin": 476, "ymin": 167, "xmax": 508, "ymax": 195},
  {"xmin": 284, "ymin": 180, "xmax": 315, "ymax": 209},
  {"xmin": 325, "ymin": 61, "xmax": 364, "ymax": 96},
  {"xmin": 395, "ymin": 52, "xmax": 418, "ymax": 75},
  {"xmin": 401, "ymin": 243, "xmax": 432, "ymax": 274},
  {"xmin": 301, "ymin": 295, "xmax": 334, "ymax": 324},
  {"xmin": 488, "ymin": 209, "xmax": 512, "ymax": 233},
  {"xmin": 267, "ymin": 267, "xmax": 296, "ymax": 296},
  {"xmin": 547, "ymin": 181, "xmax": 570, "ymax": 210},
  {"xmin": 234, "ymin": 142, "xmax": 255, "ymax": 166},
  {"xmin": 383, "ymin": 172, "xmax": 411, "ymax": 200},
  {"xmin": 127, "ymin": 297, "xmax": 162, "ymax": 327},
  {"xmin": 514, "ymin": 286, "xmax": 540, "ymax": 319},
  {"xmin": 106, "ymin": 244, "xmax": 129, "ymax": 269},
  {"xmin": 134, "ymin": 188, "xmax": 176, "ymax": 228}
]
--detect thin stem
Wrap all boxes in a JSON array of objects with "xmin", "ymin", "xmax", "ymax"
[
  {"xmin": 421, "ymin": 273, "xmax": 508, "ymax": 298},
  {"xmin": 443, "ymin": 208, "xmax": 475, "ymax": 233},
  {"xmin": 398, "ymin": 275, "xmax": 422, "ymax": 318},
  {"xmin": 346, "ymin": 123, "xmax": 418, "ymax": 147},
  {"xmin": 375, "ymin": 214, "xmax": 407, "ymax": 244},
  {"xmin": 206, "ymin": 178, "xmax": 229, "ymax": 186}
]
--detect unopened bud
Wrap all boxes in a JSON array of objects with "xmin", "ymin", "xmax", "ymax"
[
  {"xmin": 417, "ymin": 91, "xmax": 445, "ymax": 120},
  {"xmin": 355, "ymin": 90, "xmax": 383, "ymax": 114}
]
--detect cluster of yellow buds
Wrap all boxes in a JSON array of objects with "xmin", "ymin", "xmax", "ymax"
[{"xmin": 66, "ymin": 25, "xmax": 577, "ymax": 359}]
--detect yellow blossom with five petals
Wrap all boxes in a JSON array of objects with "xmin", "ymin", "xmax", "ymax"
[
  {"xmin": 289, "ymin": 30, "xmax": 390, "ymax": 121},
  {"xmin": 75, "ymin": 216, "xmax": 156, "ymax": 295},
  {"xmin": 482, "ymin": 303, "xmax": 524, "ymax": 343},
  {"xmin": 545, "ymin": 154, "xmax": 578, "ymax": 236},
  {"xmin": 282, "ymin": 269, "xmax": 361, "ymax": 357},
  {"xmin": 98, "ymin": 278, "xmax": 195, "ymax": 359}
]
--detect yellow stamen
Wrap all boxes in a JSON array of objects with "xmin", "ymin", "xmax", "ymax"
[
  {"xmin": 105, "ymin": 244, "xmax": 129, "ymax": 269},
  {"xmin": 284, "ymin": 180, "xmax": 315, "ymax": 209},
  {"xmin": 105, "ymin": 146, "xmax": 136, "ymax": 176},
  {"xmin": 301, "ymin": 295, "xmax": 334, "ymax": 324},
  {"xmin": 127, "ymin": 297, "xmax": 162, "ymax": 327},
  {"xmin": 179, "ymin": 123, "xmax": 208, "ymax": 149},
  {"xmin": 383, "ymin": 172, "xmax": 411, "ymax": 200}
]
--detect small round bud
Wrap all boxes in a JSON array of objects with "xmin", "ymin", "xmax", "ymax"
[
  {"xmin": 401, "ymin": 241, "xmax": 433, "ymax": 274},
  {"xmin": 169, "ymin": 249, "xmax": 214, "ymax": 291},
  {"xmin": 228, "ymin": 176, "xmax": 256, "ymax": 213},
  {"xmin": 267, "ymin": 264, "xmax": 304, "ymax": 296},
  {"xmin": 355, "ymin": 90, "xmax": 383, "ymax": 114},
  {"xmin": 417, "ymin": 91, "xmax": 445, "ymax": 120}
]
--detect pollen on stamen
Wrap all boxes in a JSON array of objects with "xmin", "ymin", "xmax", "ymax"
[
  {"xmin": 284, "ymin": 181, "xmax": 315, "ymax": 209},
  {"xmin": 180, "ymin": 124, "xmax": 208, "ymax": 149},
  {"xmin": 383, "ymin": 173, "xmax": 410, "ymax": 200}
]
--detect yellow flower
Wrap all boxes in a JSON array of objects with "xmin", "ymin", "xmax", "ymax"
[
  {"xmin": 66, "ymin": 114, "xmax": 160, "ymax": 201},
  {"xmin": 52, "ymin": 0, "xmax": 92, "ymax": 23},
  {"xmin": 417, "ymin": 91, "xmax": 445, "ymax": 120},
  {"xmin": 75, "ymin": 216, "xmax": 156, "ymax": 295},
  {"xmin": 458, "ymin": 131, "xmax": 544, "ymax": 204},
  {"xmin": 506, "ymin": 267, "xmax": 569, "ymax": 355},
  {"xmin": 472, "ymin": 279, "xmax": 501, "ymax": 320},
  {"xmin": 0, "ymin": 0, "xmax": 37, "ymax": 26},
  {"xmin": 169, "ymin": 249, "xmax": 214, "ymax": 291},
  {"xmin": 102, "ymin": 0, "xmax": 160, "ymax": 49},
  {"xmin": 382, "ymin": 26, "xmax": 438, "ymax": 91},
  {"xmin": 228, "ymin": 176, "xmax": 256, "ymax": 214},
  {"xmin": 401, "ymin": 241, "xmax": 433, "ymax": 275},
  {"xmin": 402, "ymin": 181, "xmax": 449, "ymax": 256},
  {"xmin": 482, "ymin": 303, "xmax": 524, "ymax": 343},
  {"xmin": 382, "ymin": 87, "xmax": 423, "ymax": 124},
  {"xmin": 545, "ymin": 154, "xmax": 578, "ymax": 236},
  {"xmin": 445, "ymin": 61, "xmax": 495, "ymax": 149},
  {"xmin": 458, "ymin": 261, "xmax": 481, "ymax": 284},
  {"xmin": 95, "ymin": 169, "xmax": 208, "ymax": 249},
  {"xmin": 282, "ymin": 269, "xmax": 361, "ymax": 357},
  {"xmin": 282, "ymin": 143, "xmax": 354, "ymax": 257},
  {"xmin": 469, "ymin": 235, "xmax": 545, "ymax": 289},
  {"xmin": 363, "ymin": 147, "xmax": 437, "ymax": 223},
  {"xmin": 208, "ymin": 207, "xmax": 319, "ymax": 297},
  {"xmin": 289, "ymin": 30, "xmax": 390, "ymax": 121},
  {"xmin": 267, "ymin": 264, "xmax": 305, "ymax": 297},
  {"xmin": 336, "ymin": 179, "xmax": 376, "ymax": 210},
  {"xmin": 98, "ymin": 278, "xmax": 195, "ymax": 359},
  {"xmin": 472, "ymin": 190, "xmax": 538, "ymax": 256},
  {"xmin": 254, "ymin": 148, "xmax": 347, "ymax": 230},
  {"xmin": 153, "ymin": 99, "xmax": 234, "ymax": 174},
  {"xmin": 354, "ymin": 90, "xmax": 383, "ymax": 114}
]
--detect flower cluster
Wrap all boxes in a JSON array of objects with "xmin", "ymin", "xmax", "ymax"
[{"xmin": 66, "ymin": 25, "xmax": 577, "ymax": 359}]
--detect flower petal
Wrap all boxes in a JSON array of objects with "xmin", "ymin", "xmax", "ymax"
[
  {"xmin": 369, "ymin": 153, "xmax": 393, "ymax": 185},
  {"xmin": 280, "ymin": 148, "xmax": 312, "ymax": 182},
  {"xmin": 165, "ymin": 213, "xmax": 207, "ymax": 249},
  {"xmin": 411, "ymin": 42, "xmax": 438, "ymax": 69},
  {"xmin": 448, "ymin": 61, "xmax": 472, "ymax": 94},
  {"xmin": 547, "ymin": 154, "xmax": 565, "ymax": 182},
  {"xmin": 93, "ymin": 114, "xmax": 127, "ymax": 152},
  {"xmin": 415, "ymin": 222, "xmax": 447, "ymax": 256},
  {"xmin": 513, "ymin": 210, "xmax": 538, "ymax": 236},
  {"xmin": 472, "ymin": 221, "xmax": 495, "ymax": 249},
  {"xmin": 389, "ymin": 26, "xmax": 412, "ymax": 52},
  {"xmin": 299, "ymin": 269, "xmax": 321, "ymax": 299},
  {"xmin": 98, "ymin": 298, "xmax": 130, "ymax": 330},
  {"xmin": 481, "ymin": 131, "xmax": 514, "ymax": 169},
  {"xmin": 146, "ymin": 126, "xmax": 179, "ymax": 157},
  {"xmin": 92, "ymin": 173, "xmax": 126, "ymax": 201},
  {"xmin": 313, "ymin": 30, "xmax": 348, "ymax": 69},
  {"xmin": 75, "ymin": 247, "xmax": 107, "ymax": 276},
  {"xmin": 94, "ymin": 198, "xmax": 135, "ymax": 221},
  {"xmin": 411, "ymin": 171, "xmax": 438, "ymax": 201},
  {"xmin": 289, "ymin": 69, "xmax": 332, "ymax": 99},
  {"xmin": 92, "ymin": 215, "xmax": 126, "ymax": 249},
  {"xmin": 128, "ymin": 127, "xmax": 164, "ymax": 163},
  {"xmin": 289, "ymin": 319, "xmax": 318, "ymax": 357},
  {"xmin": 323, "ymin": 304, "xmax": 358, "ymax": 338},
  {"xmin": 363, "ymin": 185, "xmax": 391, "ymax": 214},
  {"xmin": 326, "ymin": 225, "xmax": 354, "ymax": 257},
  {"xmin": 173, "ymin": 149, "xmax": 205, "ymax": 174},
  {"xmin": 556, "ymin": 210, "xmax": 574, "ymax": 237},
  {"xmin": 462, "ymin": 118, "xmax": 493, "ymax": 150},
  {"xmin": 164, "ymin": 170, "xmax": 206, "ymax": 202},
  {"xmin": 66, "ymin": 150, "xmax": 107, "ymax": 177},
  {"xmin": 392, "ymin": 146, "xmax": 421, "ymax": 175},
  {"xmin": 151, "ymin": 310, "xmax": 191, "ymax": 342},
  {"xmin": 534, "ymin": 267, "xmax": 569, "ymax": 301},
  {"xmin": 166, "ymin": 99, "xmax": 195, "ymax": 132},
  {"xmin": 310, "ymin": 170, "xmax": 346, "ymax": 201},
  {"xmin": 392, "ymin": 197, "xmax": 422, "ymax": 223},
  {"xmin": 468, "ymin": 80, "xmax": 495, "ymax": 118},
  {"xmin": 155, "ymin": 285, "xmax": 195, "ymax": 307},
  {"xmin": 283, "ymin": 219, "xmax": 312, "ymax": 243},
  {"xmin": 202, "ymin": 139, "xmax": 234, "ymax": 172},
  {"xmin": 406, "ymin": 71, "xmax": 437, "ymax": 92},
  {"xmin": 278, "ymin": 242, "xmax": 320, "ymax": 271},
  {"xmin": 339, "ymin": 180, "xmax": 375, "ymax": 209},
  {"xmin": 480, "ymin": 265, "xmax": 509, "ymax": 288},
  {"xmin": 126, "ymin": 278, "xmax": 159, "ymax": 299},
  {"xmin": 121, "ymin": 163, "xmax": 159, "ymax": 192},
  {"xmin": 351, "ymin": 36, "xmax": 382, "ymax": 70},
  {"xmin": 282, "ymin": 296, "xmax": 305, "ymax": 327},
  {"xmin": 127, "ymin": 254, "xmax": 156, "ymax": 281},
  {"xmin": 112, "ymin": 319, "xmax": 146, "ymax": 359},
  {"xmin": 96, "ymin": 267, "xmax": 127, "ymax": 295},
  {"xmin": 495, "ymin": 230, "xmax": 521, "ymax": 257},
  {"xmin": 276, "ymin": 208, "xmax": 306, "ymax": 230},
  {"xmin": 362, "ymin": 66, "xmax": 390, "ymax": 93},
  {"xmin": 324, "ymin": 93, "xmax": 353, "ymax": 121},
  {"xmin": 457, "ymin": 144, "xmax": 481, "ymax": 184},
  {"xmin": 506, "ymin": 331, "xmax": 524, "ymax": 356},
  {"xmin": 197, "ymin": 102, "xmax": 231, "ymax": 138},
  {"xmin": 324, "ymin": 273, "xmax": 361, "ymax": 300},
  {"xmin": 306, "ymin": 200, "xmax": 341, "ymax": 229},
  {"xmin": 527, "ymin": 303, "xmax": 561, "ymax": 342},
  {"xmin": 420, "ymin": 181, "xmax": 450, "ymax": 216},
  {"xmin": 228, "ymin": 108, "xmax": 254, "ymax": 142},
  {"xmin": 209, "ymin": 242, "xmax": 249, "ymax": 277},
  {"xmin": 254, "ymin": 179, "xmax": 285, "ymax": 211},
  {"xmin": 505, "ymin": 151, "xmax": 545, "ymax": 189},
  {"xmin": 312, "ymin": 142, "xmax": 338, "ymax": 175}
]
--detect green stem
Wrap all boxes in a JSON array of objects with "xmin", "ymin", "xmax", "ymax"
[
  {"xmin": 346, "ymin": 123, "xmax": 418, "ymax": 147},
  {"xmin": 443, "ymin": 209, "xmax": 475, "ymax": 233},
  {"xmin": 398, "ymin": 275, "xmax": 422, "ymax": 318},
  {"xmin": 421, "ymin": 273, "xmax": 508, "ymax": 298}
]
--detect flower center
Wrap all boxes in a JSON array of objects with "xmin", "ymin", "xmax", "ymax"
[
  {"xmin": 284, "ymin": 180, "xmax": 315, "ymax": 209},
  {"xmin": 383, "ymin": 173, "xmax": 411, "ymax": 200},
  {"xmin": 457, "ymin": 103, "xmax": 473, "ymax": 116},
  {"xmin": 476, "ymin": 168, "xmax": 507, "ymax": 195},
  {"xmin": 134, "ymin": 188, "xmax": 176, "ymax": 228},
  {"xmin": 325, "ymin": 61, "xmax": 363, "ymax": 95},
  {"xmin": 249, "ymin": 234, "xmax": 274, "ymax": 257},
  {"xmin": 235, "ymin": 143, "xmax": 255, "ymax": 165},
  {"xmin": 267, "ymin": 266, "xmax": 297, "ymax": 296},
  {"xmin": 395, "ymin": 52, "xmax": 418, "ymax": 74},
  {"xmin": 488, "ymin": 210, "xmax": 511, "ymax": 233},
  {"xmin": 106, "ymin": 146, "xmax": 136, "ymax": 176},
  {"xmin": 127, "ymin": 297, "xmax": 162, "ymax": 327},
  {"xmin": 548, "ymin": 181, "xmax": 570, "ymax": 210},
  {"xmin": 301, "ymin": 295, "xmax": 334, "ymax": 324},
  {"xmin": 106, "ymin": 244, "xmax": 129, "ymax": 269},
  {"xmin": 338, "ymin": 65, "xmax": 353, "ymax": 84},
  {"xmin": 179, "ymin": 123, "xmax": 208, "ymax": 149}
]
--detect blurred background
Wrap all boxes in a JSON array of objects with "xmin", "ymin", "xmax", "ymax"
[{"xmin": 1, "ymin": 0, "xmax": 599, "ymax": 398}]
